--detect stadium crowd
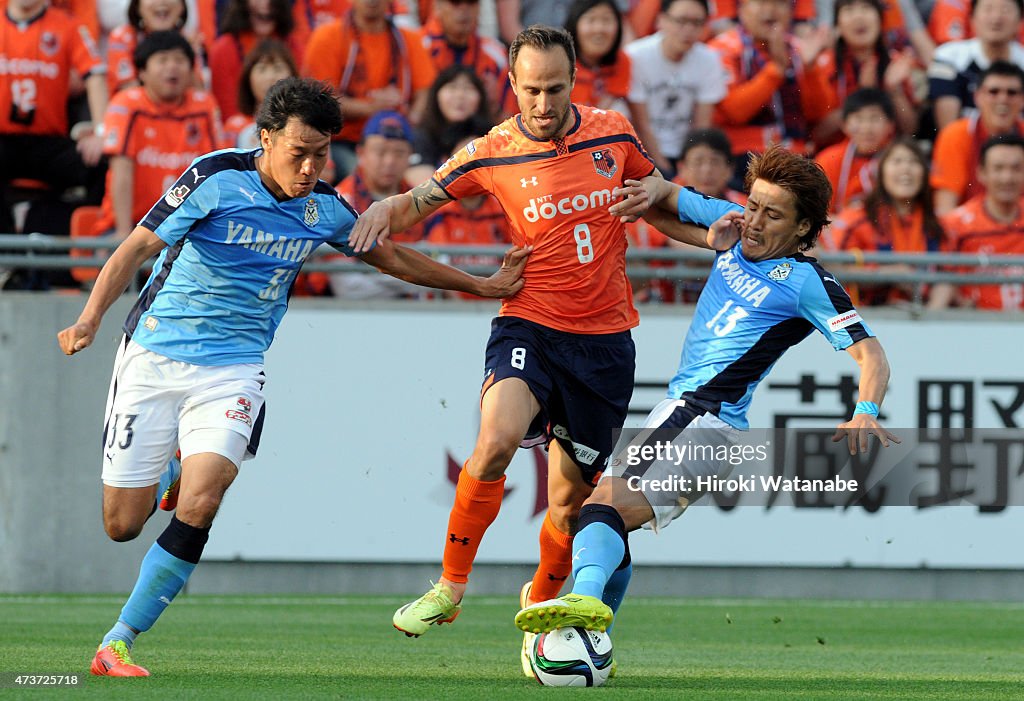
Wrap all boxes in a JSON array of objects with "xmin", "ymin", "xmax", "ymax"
[{"xmin": 2, "ymin": 0, "xmax": 1024, "ymax": 308}]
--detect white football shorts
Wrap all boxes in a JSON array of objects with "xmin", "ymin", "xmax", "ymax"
[
  {"xmin": 100, "ymin": 338, "xmax": 266, "ymax": 488},
  {"xmin": 603, "ymin": 398, "xmax": 741, "ymax": 531}
]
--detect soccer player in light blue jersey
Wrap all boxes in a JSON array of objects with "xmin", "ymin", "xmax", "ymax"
[
  {"xmin": 57, "ymin": 77, "xmax": 528, "ymax": 678},
  {"xmin": 515, "ymin": 145, "xmax": 900, "ymax": 646}
]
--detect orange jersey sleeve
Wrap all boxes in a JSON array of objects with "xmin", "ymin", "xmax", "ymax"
[
  {"xmin": 303, "ymin": 21, "xmax": 435, "ymax": 142},
  {"xmin": 432, "ymin": 105, "xmax": 655, "ymax": 333},
  {"xmin": 106, "ymin": 25, "xmax": 138, "ymax": 96},
  {"xmin": 51, "ymin": 0, "xmax": 99, "ymax": 46},
  {"xmin": 96, "ymin": 88, "xmax": 225, "ymax": 232},
  {"xmin": 0, "ymin": 7, "xmax": 102, "ymax": 136},
  {"xmin": 930, "ymin": 118, "xmax": 973, "ymax": 200}
]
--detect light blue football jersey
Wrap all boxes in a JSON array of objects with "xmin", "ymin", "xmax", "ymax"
[
  {"xmin": 123, "ymin": 149, "xmax": 359, "ymax": 366},
  {"xmin": 667, "ymin": 187, "xmax": 874, "ymax": 429}
]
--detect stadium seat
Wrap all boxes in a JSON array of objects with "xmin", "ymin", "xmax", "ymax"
[{"xmin": 70, "ymin": 205, "xmax": 102, "ymax": 284}]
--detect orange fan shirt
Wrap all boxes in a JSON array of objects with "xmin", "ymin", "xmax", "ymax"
[
  {"xmin": 815, "ymin": 139, "xmax": 881, "ymax": 213},
  {"xmin": 573, "ymin": 51, "xmax": 631, "ymax": 109},
  {"xmin": 931, "ymin": 116, "xmax": 1024, "ymax": 204},
  {"xmin": 0, "ymin": 5, "xmax": 103, "ymax": 136},
  {"xmin": 50, "ymin": 0, "xmax": 99, "ymax": 46},
  {"xmin": 928, "ymin": 0, "xmax": 1024, "ymax": 44},
  {"xmin": 433, "ymin": 104, "xmax": 655, "ymax": 334},
  {"xmin": 418, "ymin": 18, "xmax": 508, "ymax": 110},
  {"xmin": 302, "ymin": 17, "xmax": 436, "ymax": 142},
  {"xmin": 96, "ymin": 87, "xmax": 225, "ymax": 234},
  {"xmin": 941, "ymin": 196, "xmax": 1024, "ymax": 310}
]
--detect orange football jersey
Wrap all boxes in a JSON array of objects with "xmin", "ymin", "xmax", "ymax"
[
  {"xmin": 433, "ymin": 104, "xmax": 655, "ymax": 334},
  {"xmin": 941, "ymin": 196, "xmax": 1024, "ymax": 310},
  {"xmin": 96, "ymin": 87, "xmax": 225, "ymax": 234},
  {"xmin": 0, "ymin": 5, "xmax": 103, "ymax": 136}
]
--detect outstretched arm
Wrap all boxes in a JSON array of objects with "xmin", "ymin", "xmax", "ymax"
[
  {"xmin": 359, "ymin": 239, "xmax": 531, "ymax": 298},
  {"xmin": 640, "ymin": 179, "xmax": 745, "ymax": 250},
  {"xmin": 57, "ymin": 226, "xmax": 166, "ymax": 355},
  {"xmin": 832, "ymin": 337, "xmax": 901, "ymax": 454},
  {"xmin": 348, "ymin": 179, "xmax": 453, "ymax": 253}
]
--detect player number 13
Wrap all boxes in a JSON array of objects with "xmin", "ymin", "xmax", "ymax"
[{"xmin": 705, "ymin": 300, "xmax": 748, "ymax": 337}]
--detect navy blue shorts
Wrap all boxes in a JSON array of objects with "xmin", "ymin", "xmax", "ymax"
[{"xmin": 481, "ymin": 316, "xmax": 635, "ymax": 483}]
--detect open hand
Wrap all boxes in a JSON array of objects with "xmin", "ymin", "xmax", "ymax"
[
  {"xmin": 477, "ymin": 245, "xmax": 532, "ymax": 298},
  {"xmin": 832, "ymin": 413, "xmax": 901, "ymax": 455}
]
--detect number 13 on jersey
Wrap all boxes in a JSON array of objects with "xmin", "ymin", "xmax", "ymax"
[{"xmin": 706, "ymin": 300, "xmax": 748, "ymax": 336}]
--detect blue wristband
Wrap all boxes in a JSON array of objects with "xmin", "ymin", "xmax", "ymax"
[{"xmin": 853, "ymin": 401, "xmax": 880, "ymax": 417}]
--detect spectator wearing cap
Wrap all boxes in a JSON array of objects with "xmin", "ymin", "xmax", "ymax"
[
  {"xmin": 94, "ymin": 31, "xmax": 225, "ymax": 239},
  {"xmin": 307, "ymin": 111, "xmax": 428, "ymax": 298}
]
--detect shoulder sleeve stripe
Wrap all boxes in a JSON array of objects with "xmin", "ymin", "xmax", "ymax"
[
  {"xmin": 805, "ymin": 260, "xmax": 871, "ymax": 342},
  {"xmin": 141, "ymin": 149, "xmax": 254, "ymax": 231},
  {"xmin": 567, "ymin": 133, "xmax": 654, "ymax": 165},
  {"xmin": 437, "ymin": 151, "xmax": 557, "ymax": 189}
]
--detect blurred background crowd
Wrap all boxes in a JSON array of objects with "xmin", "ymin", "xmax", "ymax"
[{"xmin": 2, "ymin": 0, "xmax": 1023, "ymax": 308}]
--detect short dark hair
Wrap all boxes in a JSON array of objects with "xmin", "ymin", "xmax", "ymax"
[
  {"xmin": 237, "ymin": 39, "xmax": 298, "ymax": 117},
  {"xmin": 745, "ymin": 145, "xmax": 832, "ymax": 251},
  {"xmin": 509, "ymin": 25, "xmax": 576, "ymax": 79},
  {"xmin": 128, "ymin": 0, "xmax": 187, "ymax": 30},
  {"xmin": 972, "ymin": 0, "xmax": 1023, "ymax": 17},
  {"xmin": 842, "ymin": 87, "xmax": 896, "ymax": 121},
  {"xmin": 661, "ymin": 0, "xmax": 708, "ymax": 14},
  {"xmin": 133, "ymin": 30, "xmax": 195, "ymax": 72},
  {"xmin": 980, "ymin": 133, "xmax": 1024, "ymax": 165},
  {"xmin": 978, "ymin": 60, "xmax": 1024, "ymax": 90},
  {"xmin": 565, "ymin": 0, "xmax": 623, "ymax": 68},
  {"xmin": 256, "ymin": 77, "xmax": 343, "ymax": 136},
  {"xmin": 681, "ymin": 127, "xmax": 733, "ymax": 163}
]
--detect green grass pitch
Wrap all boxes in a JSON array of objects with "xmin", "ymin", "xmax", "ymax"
[{"xmin": 2, "ymin": 595, "xmax": 1022, "ymax": 699}]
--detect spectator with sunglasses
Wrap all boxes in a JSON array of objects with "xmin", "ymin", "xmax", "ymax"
[{"xmin": 931, "ymin": 60, "xmax": 1024, "ymax": 215}]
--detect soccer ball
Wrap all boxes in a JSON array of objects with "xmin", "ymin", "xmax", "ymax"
[{"xmin": 529, "ymin": 626, "xmax": 613, "ymax": 687}]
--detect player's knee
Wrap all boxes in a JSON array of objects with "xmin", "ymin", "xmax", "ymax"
[
  {"xmin": 175, "ymin": 493, "xmax": 223, "ymax": 528},
  {"xmin": 548, "ymin": 487, "xmax": 589, "ymax": 533},
  {"xmin": 468, "ymin": 434, "xmax": 520, "ymax": 480},
  {"xmin": 104, "ymin": 517, "xmax": 144, "ymax": 543},
  {"xmin": 547, "ymin": 501, "xmax": 580, "ymax": 534}
]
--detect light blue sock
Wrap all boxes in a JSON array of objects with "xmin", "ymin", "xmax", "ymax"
[
  {"xmin": 117, "ymin": 542, "xmax": 197, "ymax": 635},
  {"xmin": 602, "ymin": 563, "xmax": 632, "ymax": 634},
  {"xmin": 571, "ymin": 522, "xmax": 625, "ymax": 600},
  {"xmin": 101, "ymin": 620, "xmax": 139, "ymax": 649}
]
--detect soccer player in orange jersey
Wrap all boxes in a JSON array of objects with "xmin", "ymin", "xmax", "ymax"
[{"xmin": 351, "ymin": 26, "xmax": 659, "ymax": 657}]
